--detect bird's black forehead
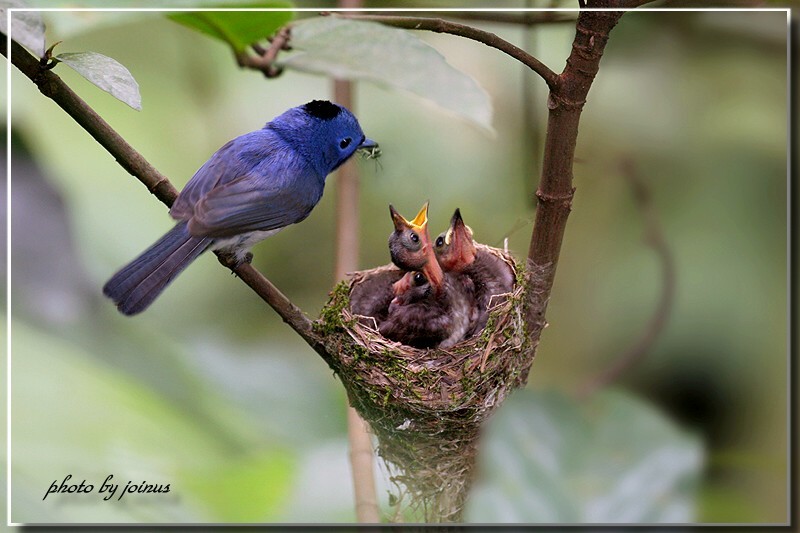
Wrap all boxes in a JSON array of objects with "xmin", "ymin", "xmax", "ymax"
[{"xmin": 303, "ymin": 100, "xmax": 342, "ymax": 120}]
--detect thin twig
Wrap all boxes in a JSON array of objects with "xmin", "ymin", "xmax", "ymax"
[
  {"xmin": 575, "ymin": 157, "xmax": 675, "ymax": 399},
  {"xmin": 329, "ymin": 13, "xmax": 561, "ymax": 90},
  {"xmin": 404, "ymin": 11, "xmax": 578, "ymax": 26},
  {"xmin": 236, "ymin": 25, "xmax": 291, "ymax": 78},
  {"xmin": 592, "ymin": 0, "xmax": 658, "ymax": 6}
]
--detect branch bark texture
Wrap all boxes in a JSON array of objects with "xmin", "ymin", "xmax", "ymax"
[{"xmin": 522, "ymin": 9, "xmax": 624, "ymax": 365}]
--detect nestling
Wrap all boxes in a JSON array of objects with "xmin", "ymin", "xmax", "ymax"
[
  {"xmin": 379, "ymin": 206, "xmax": 476, "ymax": 349},
  {"xmin": 434, "ymin": 208, "xmax": 515, "ymax": 337},
  {"xmin": 388, "ymin": 202, "xmax": 430, "ymax": 272}
]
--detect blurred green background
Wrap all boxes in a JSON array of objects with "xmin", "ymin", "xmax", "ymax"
[{"xmin": 3, "ymin": 3, "xmax": 788, "ymax": 524}]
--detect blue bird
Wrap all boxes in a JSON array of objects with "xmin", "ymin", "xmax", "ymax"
[{"xmin": 103, "ymin": 100, "xmax": 377, "ymax": 315}]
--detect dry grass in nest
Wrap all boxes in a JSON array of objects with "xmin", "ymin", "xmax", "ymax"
[{"xmin": 315, "ymin": 245, "xmax": 535, "ymax": 522}]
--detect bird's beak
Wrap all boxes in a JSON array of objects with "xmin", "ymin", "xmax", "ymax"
[
  {"xmin": 357, "ymin": 138, "xmax": 380, "ymax": 160},
  {"xmin": 419, "ymin": 221, "xmax": 444, "ymax": 293},
  {"xmin": 389, "ymin": 205, "xmax": 407, "ymax": 232},
  {"xmin": 449, "ymin": 208, "xmax": 473, "ymax": 240},
  {"xmin": 359, "ymin": 137, "xmax": 378, "ymax": 149},
  {"xmin": 392, "ymin": 272, "xmax": 414, "ymax": 296},
  {"xmin": 421, "ymin": 253, "xmax": 444, "ymax": 294},
  {"xmin": 389, "ymin": 201, "xmax": 429, "ymax": 232},
  {"xmin": 410, "ymin": 201, "xmax": 429, "ymax": 229},
  {"xmin": 447, "ymin": 208, "xmax": 476, "ymax": 268}
]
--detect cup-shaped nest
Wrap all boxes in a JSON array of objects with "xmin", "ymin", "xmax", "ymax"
[{"xmin": 315, "ymin": 245, "xmax": 534, "ymax": 521}]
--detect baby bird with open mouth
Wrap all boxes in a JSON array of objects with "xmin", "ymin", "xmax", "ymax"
[{"xmin": 379, "ymin": 204, "xmax": 476, "ymax": 349}]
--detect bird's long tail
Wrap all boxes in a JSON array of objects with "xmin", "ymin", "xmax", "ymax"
[{"xmin": 103, "ymin": 221, "xmax": 212, "ymax": 315}]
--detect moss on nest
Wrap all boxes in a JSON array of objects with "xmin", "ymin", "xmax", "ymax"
[{"xmin": 315, "ymin": 245, "xmax": 535, "ymax": 522}]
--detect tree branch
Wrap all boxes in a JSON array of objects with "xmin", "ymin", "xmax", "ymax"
[
  {"xmin": 330, "ymin": 13, "xmax": 561, "ymax": 90},
  {"xmin": 522, "ymin": 9, "xmax": 625, "ymax": 371},
  {"xmin": 1, "ymin": 37, "xmax": 178, "ymax": 205},
  {"xmin": 2, "ymin": 33, "xmax": 328, "ymax": 359},
  {"xmin": 376, "ymin": 11, "xmax": 578, "ymax": 26},
  {"xmin": 575, "ymin": 157, "xmax": 675, "ymax": 399},
  {"xmin": 237, "ymin": 25, "xmax": 290, "ymax": 78}
]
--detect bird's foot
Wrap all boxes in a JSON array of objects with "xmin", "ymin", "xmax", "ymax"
[{"xmin": 216, "ymin": 250, "xmax": 253, "ymax": 271}]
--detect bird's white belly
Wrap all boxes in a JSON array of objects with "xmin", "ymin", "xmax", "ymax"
[{"xmin": 212, "ymin": 229, "xmax": 282, "ymax": 262}]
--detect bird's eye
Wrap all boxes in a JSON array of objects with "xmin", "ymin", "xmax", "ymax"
[
  {"xmin": 435, "ymin": 236, "xmax": 444, "ymax": 248},
  {"xmin": 410, "ymin": 232, "xmax": 419, "ymax": 244},
  {"xmin": 339, "ymin": 137, "xmax": 352, "ymax": 149},
  {"xmin": 413, "ymin": 272, "xmax": 426, "ymax": 286}
]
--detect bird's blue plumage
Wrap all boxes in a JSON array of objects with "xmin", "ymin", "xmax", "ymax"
[{"xmin": 103, "ymin": 100, "xmax": 376, "ymax": 315}]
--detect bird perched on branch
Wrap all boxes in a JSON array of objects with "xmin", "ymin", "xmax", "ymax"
[
  {"xmin": 104, "ymin": 100, "xmax": 377, "ymax": 315},
  {"xmin": 435, "ymin": 208, "xmax": 515, "ymax": 336},
  {"xmin": 379, "ymin": 204, "xmax": 476, "ymax": 349}
]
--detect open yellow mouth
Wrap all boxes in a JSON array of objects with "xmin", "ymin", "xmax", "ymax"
[{"xmin": 408, "ymin": 201, "xmax": 429, "ymax": 229}]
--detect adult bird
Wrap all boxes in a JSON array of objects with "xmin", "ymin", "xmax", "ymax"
[
  {"xmin": 103, "ymin": 100, "xmax": 377, "ymax": 315},
  {"xmin": 434, "ymin": 208, "xmax": 515, "ymax": 336},
  {"xmin": 379, "ymin": 213, "xmax": 476, "ymax": 349}
]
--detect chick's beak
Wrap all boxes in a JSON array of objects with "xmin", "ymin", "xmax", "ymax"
[
  {"xmin": 419, "ymin": 224, "xmax": 444, "ymax": 293},
  {"xmin": 392, "ymin": 272, "xmax": 414, "ymax": 296},
  {"xmin": 389, "ymin": 202, "xmax": 429, "ymax": 232},
  {"xmin": 389, "ymin": 205, "xmax": 408, "ymax": 231},
  {"xmin": 410, "ymin": 201, "xmax": 429, "ymax": 229},
  {"xmin": 448, "ymin": 208, "xmax": 476, "ymax": 268}
]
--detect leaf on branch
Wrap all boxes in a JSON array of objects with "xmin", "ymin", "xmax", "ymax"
[
  {"xmin": 466, "ymin": 389, "xmax": 705, "ymax": 522},
  {"xmin": 280, "ymin": 17, "xmax": 494, "ymax": 134},
  {"xmin": 55, "ymin": 51, "xmax": 142, "ymax": 111},
  {"xmin": 0, "ymin": 0, "xmax": 46, "ymax": 58},
  {"xmin": 168, "ymin": 3, "xmax": 293, "ymax": 54}
]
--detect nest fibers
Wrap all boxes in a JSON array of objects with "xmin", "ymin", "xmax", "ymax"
[{"xmin": 315, "ymin": 245, "xmax": 542, "ymax": 522}]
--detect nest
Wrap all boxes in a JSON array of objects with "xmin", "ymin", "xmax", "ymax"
[{"xmin": 315, "ymin": 245, "xmax": 536, "ymax": 522}]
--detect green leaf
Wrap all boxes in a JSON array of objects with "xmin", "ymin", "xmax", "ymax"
[
  {"xmin": 55, "ymin": 51, "xmax": 142, "ymax": 111},
  {"xmin": 281, "ymin": 17, "xmax": 494, "ymax": 133},
  {"xmin": 0, "ymin": 0, "xmax": 46, "ymax": 57},
  {"xmin": 168, "ymin": 4, "xmax": 293, "ymax": 54},
  {"xmin": 466, "ymin": 389, "xmax": 704, "ymax": 523}
]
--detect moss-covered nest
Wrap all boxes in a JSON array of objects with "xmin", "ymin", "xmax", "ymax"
[{"xmin": 315, "ymin": 245, "xmax": 535, "ymax": 522}]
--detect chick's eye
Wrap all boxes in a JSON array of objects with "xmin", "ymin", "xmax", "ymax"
[
  {"xmin": 413, "ymin": 272, "xmax": 426, "ymax": 285},
  {"xmin": 409, "ymin": 232, "xmax": 419, "ymax": 244},
  {"xmin": 435, "ymin": 236, "xmax": 444, "ymax": 248},
  {"xmin": 339, "ymin": 137, "xmax": 352, "ymax": 149}
]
